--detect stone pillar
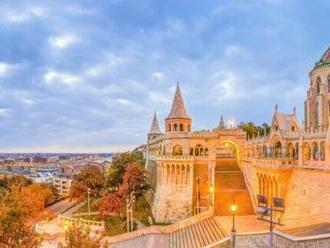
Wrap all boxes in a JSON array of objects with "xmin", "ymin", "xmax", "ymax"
[
  {"xmin": 208, "ymin": 160, "xmax": 216, "ymax": 210},
  {"xmin": 326, "ymin": 133, "xmax": 330, "ymax": 162},
  {"xmin": 298, "ymin": 137, "xmax": 303, "ymax": 166}
]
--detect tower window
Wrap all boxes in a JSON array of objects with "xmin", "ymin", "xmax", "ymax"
[
  {"xmin": 179, "ymin": 123, "xmax": 183, "ymax": 131},
  {"xmin": 316, "ymin": 77, "xmax": 321, "ymax": 94},
  {"xmin": 174, "ymin": 123, "xmax": 178, "ymax": 131}
]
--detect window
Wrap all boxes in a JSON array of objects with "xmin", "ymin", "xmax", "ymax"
[
  {"xmin": 168, "ymin": 124, "xmax": 171, "ymax": 132},
  {"xmin": 172, "ymin": 145, "xmax": 183, "ymax": 156},
  {"xmin": 174, "ymin": 124, "xmax": 178, "ymax": 131},
  {"xmin": 291, "ymin": 126, "xmax": 295, "ymax": 131},
  {"xmin": 179, "ymin": 123, "xmax": 183, "ymax": 131},
  {"xmin": 316, "ymin": 77, "xmax": 321, "ymax": 94}
]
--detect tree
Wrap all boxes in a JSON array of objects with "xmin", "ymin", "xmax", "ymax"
[
  {"xmin": 238, "ymin": 122, "xmax": 271, "ymax": 139},
  {"xmin": 99, "ymin": 191, "xmax": 126, "ymax": 220},
  {"xmin": 69, "ymin": 166, "xmax": 105, "ymax": 202},
  {"xmin": 121, "ymin": 163, "xmax": 150, "ymax": 199},
  {"xmin": 106, "ymin": 151, "xmax": 145, "ymax": 190},
  {"xmin": 0, "ymin": 175, "xmax": 32, "ymax": 190},
  {"xmin": 0, "ymin": 198, "xmax": 41, "ymax": 247},
  {"xmin": 64, "ymin": 223, "xmax": 104, "ymax": 248}
]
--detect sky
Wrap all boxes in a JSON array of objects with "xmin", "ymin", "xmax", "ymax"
[{"xmin": 0, "ymin": 0, "xmax": 329, "ymax": 153}]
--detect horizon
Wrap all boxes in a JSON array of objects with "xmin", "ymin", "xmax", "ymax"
[{"xmin": 1, "ymin": 0, "xmax": 330, "ymax": 153}]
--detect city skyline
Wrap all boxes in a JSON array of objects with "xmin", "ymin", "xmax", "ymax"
[{"xmin": 0, "ymin": 0, "xmax": 330, "ymax": 152}]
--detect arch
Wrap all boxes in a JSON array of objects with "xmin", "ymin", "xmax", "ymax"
[
  {"xmin": 312, "ymin": 142, "xmax": 319, "ymax": 160},
  {"xmin": 179, "ymin": 123, "xmax": 184, "ymax": 131},
  {"xmin": 216, "ymin": 140, "xmax": 239, "ymax": 160},
  {"xmin": 274, "ymin": 141, "xmax": 282, "ymax": 158},
  {"xmin": 320, "ymin": 141, "xmax": 325, "ymax": 161},
  {"xmin": 303, "ymin": 143, "xmax": 311, "ymax": 160},
  {"xmin": 294, "ymin": 143, "xmax": 299, "ymax": 160},
  {"xmin": 168, "ymin": 124, "xmax": 171, "ymax": 132},
  {"xmin": 205, "ymin": 148, "xmax": 209, "ymax": 156},
  {"xmin": 189, "ymin": 147, "xmax": 194, "ymax": 156},
  {"xmin": 174, "ymin": 123, "xmax": 178, "ymax": 131},
  {"xmin": 172, "ymin": 145, "xmax": 183, "ymax": 156},
  {"xmin": 262, "ymin": 145, "xmax": 267, "ymax": 158},
  {"xmin": 287, "ymin": 143, "xmax": 294, "ymax": 158}
]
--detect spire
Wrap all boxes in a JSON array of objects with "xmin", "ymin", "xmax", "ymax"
[
  {"xmin": 219, "ymin": 115, "xmax": 225, "ymax": 129},
  {"xmin": 149, "ymin": 112, "xmax": 161, "ymax": 134},
  {"xmin": 166, "ymin": 83, "xmax": 191, "ymax": 119},
  {"xmin": 315, "ymin": 46, "xmax": 330, "ymax": 68}
]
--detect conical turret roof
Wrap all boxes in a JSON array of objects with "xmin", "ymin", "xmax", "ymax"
[
  {"xmin": 314, "ymin": 46, "xmax": 330, "ymax": 68},
  {"xmin": 166, "ymin": 83, "xmax": 191, "ymax": 119},
  {"xmin": 149, "ymin": 112, "xmax": 161, "ymax": 134}
]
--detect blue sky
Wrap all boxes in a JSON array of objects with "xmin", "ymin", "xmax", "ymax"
[{"xmin": 0, "ymin": 0, "xmax": 329, "ymax": 152}]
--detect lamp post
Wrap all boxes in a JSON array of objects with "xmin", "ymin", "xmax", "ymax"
[
  {"xmin": 230, "ymin": 203, "xmax": 237, "ymax": 248},
  {"xmin": 87, "ymin": 187, "xmax": 91, "ymax": 216},
  {"xmin": 256, "ymin": 195, "xmax": 285, "ymax": 248}
]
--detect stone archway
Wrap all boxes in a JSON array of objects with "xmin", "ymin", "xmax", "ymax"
[{"xmin": 214, "ymin": 140, "xmax": 254, "ymax": 215}]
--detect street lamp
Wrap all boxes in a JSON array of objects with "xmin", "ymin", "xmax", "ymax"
[
  {"xmin": 87, "ymin": 187, "xmax": 91, "ymax": 216},
  {"xmin": 230, "ymin": 203, "xmax": 237, "ymax": 248},
  {"xmin": 256, "ymin": 195, "xmax": 285, "ymax": 248}
]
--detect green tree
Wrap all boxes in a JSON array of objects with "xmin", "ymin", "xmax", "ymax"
[
  {"xmin": 69, "ymin": 166, "xmax": 105, "ymax": 202},
  {"xmin": 106, "ymin": 151, "xmax": 145, "ymax": 190},
  {"xmin": 238, "ymin": 122, "xmax": 270, "ymax": 139}
]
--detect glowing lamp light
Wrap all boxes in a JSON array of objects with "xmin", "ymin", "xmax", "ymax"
[
  {"xmin": 210, "ymin": 185, "xmax": 214, "ymax": 193},
  {"xmin": 64, "ymin": 223, "xmax": 69, "ymax": 231},
  {"xmin": 231, "ymin": 204, "xmax": 237, "ymax": 213}
]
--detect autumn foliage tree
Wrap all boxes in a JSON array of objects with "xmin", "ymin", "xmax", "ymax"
[
  {"xmin": 64, "ymin": 223, "xmax": 104, "ymax": 248},
  {"xmin": 69, "ymin": 166, "xmax": 105, "ymax": 202},
  {"xmin": 99, "ymin": 191, "xmax": 126, "ymax": 220}
]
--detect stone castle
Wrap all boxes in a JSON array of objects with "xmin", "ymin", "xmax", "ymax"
[{"xmin": 145, "ymin": 46, "xmax": 330, "ymax": 227}]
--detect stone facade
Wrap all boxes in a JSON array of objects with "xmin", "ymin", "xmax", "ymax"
[{"xmin": 146, "ymin": 47, "xmax": 330, "ymax": 227}]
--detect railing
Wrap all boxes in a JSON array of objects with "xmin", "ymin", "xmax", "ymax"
[
  {"xmin": 252, "ymin": 158, "xmax": 296, "ymax": 169},
  {"xmin": 58, "ymin": 215, "xmax": 105, "ymax": 231}
]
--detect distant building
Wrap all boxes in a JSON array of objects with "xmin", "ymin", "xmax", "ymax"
[{"xmin": 53, "ymin": 174, "xmax": 73, "ymax": 196}]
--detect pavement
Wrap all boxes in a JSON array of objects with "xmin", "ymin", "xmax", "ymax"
[
  {"xmin": 283, "ymin": 222, "xmax": 330, "ymax": 237},
  {"xmin": 46, "ymin": 199, "xmax": 78, "ymax": 217},
  {"xmin": 214, "ymin": 215, "xmax": 269, "ymax": 234}
]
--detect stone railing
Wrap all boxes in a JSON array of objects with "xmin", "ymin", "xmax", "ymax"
[
  {"xmin": 150, "ymin": 155, "xmax": 195, "ymax": 161},
  {"xmin": 58, "ymin": 215, "xmax": 105, "ymax": 231},
  {"xmin": 235, "ymin": 230, "xmax": 330, "ymax": 248},
  {"xmin": 252, "ymin": 158, "xmax": 295, "ymax": 169},
  {"xmin": 105, "ymin": 209, "xmax": 214, "ymax": 244}
]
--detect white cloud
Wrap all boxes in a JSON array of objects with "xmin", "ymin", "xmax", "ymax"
[
  {"xmin": 0, "ymin": 108, "xmax": 10, "ymax": 118},
  {"xmin": 116, "ymin": 98, "xmax": 133, "ymax": 106},
  {"xmin": 49, "ymin": 34, "xmax": 79, "ymax": 49},
  {"xmin": 0, "ymin": 62, "xmax": 10, "ymax": 77},
  {"xmin": 44, "ymin": 70, "xmax": 80, "ymax": 85},
  {"xmin": 152, "ymin": 72, "xmax": 164, "ymax": 81},
  {"xmin": 0, "ymin": 6, "xmax": 45, "ymax": 23}
]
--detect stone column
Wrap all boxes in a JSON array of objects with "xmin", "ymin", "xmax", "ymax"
[
  {"xmin": 208, "ymin": 160, "xmax": 216, "ymax": 211},
  {"xmin": 298, "ymin": 137, "xmax": 303, "ymax": 166}
]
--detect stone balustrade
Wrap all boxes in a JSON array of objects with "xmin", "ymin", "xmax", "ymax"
[{"xmin": 252, "ymin": 158, "xmax": 295, "ymax": 169}]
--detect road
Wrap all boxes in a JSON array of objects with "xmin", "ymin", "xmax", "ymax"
[{"xmin": 46, "ymin": 198, "xmax": 77, "ymax": 217}]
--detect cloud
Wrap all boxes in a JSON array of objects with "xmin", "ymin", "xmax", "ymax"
[
  {"xmin": 0, "ymin": 62, "xmax": 11, "ymax": 77},
  {"xmin": 0, "ymin": 5, "xmax": 45, "ymax": 23},
  {"xmin": 43, "ymin": 70, "xmax": 81, "ymax": 85},
  {"xmin": 49, "ymin": 34, "xmax": 79, "ymax": 49},
  {"xmin": 0, "ymin": 108, "xmax": 10, "ymax": 118},
  {"xmin": 152, "ymin": 72, "xmax": 165, "ymax": 81}
]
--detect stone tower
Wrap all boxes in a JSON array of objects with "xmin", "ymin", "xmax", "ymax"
[
  {"xmin": 305, "ymin": 46, "xmax": 330, "ymax": 131},
  {"xmin": 148, "ymin": 112, "xmax": 161, "ymax": 142},
  {"xmin": 165, "ymin": 83, "xmax": 192, "ymax": 133}
]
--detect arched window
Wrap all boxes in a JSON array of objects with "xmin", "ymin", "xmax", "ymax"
[
  {"xmin": 204, "ymin": 148, "xmax": 209, "ymax": 156},
  {"xmin": 316, "ymin": 77, "xmax": 321, "ymax": 94},
  {"xmin": 312, "ymin": 142, "xmax": 319, "ymax": 160},
  {"xmin": 168, "ymin": 124, "xmax": 171, "ymax": 132},
  {"xmin": 262, "ymin": 145, "xmax": 267, "ymax": 158},
  {"xmin": 172, "ymin": 145, "xmax": 183, "ymax": 156},
  {"xmin": 195, "ymin": 144, "xmax": 203, "ymax": 156},
  {"xmin": 294, "ymin": 143, "xmax": 299, "ymax": 160},
  {"xmin": 274, "ymin": 141, "xmax": 282, "ymax": 158},
  {"xmin": 315, "ymin": 102, "xmax": 319, "ymax": 127},
  {"xmin": 320, "ymin": 142, "xmax": 325, "ymax": 161},
  {"xmin": 189, "ymin": 147, "xmax": 194, "ymax": 156},
  {"xmin": 303, "ymin": 143, "xmax": 311, "ymax": 160},
  {"xmin": 291, "ymin": 126, "xmax": 295, "ymax": 131},
  {"xmin": 179, "ymin": 123, "xmax": 184, "ymax": 131},
  {"xmin": 174, "ymin": 124, "xmax": 178, "ymax": 131}
]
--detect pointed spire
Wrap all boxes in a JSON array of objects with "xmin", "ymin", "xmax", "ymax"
[
  {"xmin": 166, "ymin": 83, "xmax": 191, "ymax": 119},
  {"xmin": 149, "ymin": 112, "xmax": 161, "ymax": 134},
  {"xmin": 315, "ymin": 46, "xmax": 330, "ymax": 68},
  {"xmin": 219, "ymin": 115, "xmax": 225, "ymax": 129}
]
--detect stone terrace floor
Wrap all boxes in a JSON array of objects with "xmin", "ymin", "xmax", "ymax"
[
  {"xmin": 283, "ymin": 222, "xmax": 330, "ymax": 237},
  {"xmin": 214, "ymin": 215, "xmax": 269, "ymax": 234}
]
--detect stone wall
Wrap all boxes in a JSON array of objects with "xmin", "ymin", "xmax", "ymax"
[
  {"xmin": 282, "ymin": 168, "xmax": 330, "ymax": 226},
  {"xmin": 235, "ymin": 232, "xmax": 330, "ymax": 248}
]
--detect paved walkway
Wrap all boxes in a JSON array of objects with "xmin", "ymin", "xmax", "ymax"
[
  {"xmin": 283, "ymin": 222, "xmax": 330, "ymax": 237},
  {"xmin": 214, "ymin": 215, "xmax": 269, "ymax": 234}
]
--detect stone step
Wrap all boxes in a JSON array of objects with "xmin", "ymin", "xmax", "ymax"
[{"xmin": 168, "ymin": 217, "xmax": 227, "ymax": 248}]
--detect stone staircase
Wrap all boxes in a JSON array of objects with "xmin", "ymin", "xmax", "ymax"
[
  {"xmin": 168, "ymin": 217, "xmax": 227, "ymax": 248},
  {"xmin": 215, "ymin": 159, "xmax": 254, "ymax": 216}
]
